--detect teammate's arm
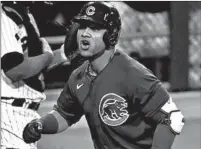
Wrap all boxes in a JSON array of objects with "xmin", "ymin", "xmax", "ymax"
[
  {"xmin": 46, "ymin": 21, "xmax": 83, "ymax": 71},
  {"xmin": 2, "ymin": 38, "xmax": 54, "ymax": 82}
]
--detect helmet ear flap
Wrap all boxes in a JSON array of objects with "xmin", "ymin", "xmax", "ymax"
[
  {"xmin": 103, "ymin": 31, "xmax": 109, "ymax": 49},
  {"xmin": 103, "ymin": 30, "xmax": 119, "ymax": 49}
]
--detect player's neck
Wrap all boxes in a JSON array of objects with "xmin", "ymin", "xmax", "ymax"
[{"xmin": 89, "ymin": 48, "xmax": 115, "ymax": 74}]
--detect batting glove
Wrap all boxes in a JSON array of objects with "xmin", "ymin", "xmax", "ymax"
[{"xmin": 23, "ymin": 119, "xmax": 43, "ymax": 144}]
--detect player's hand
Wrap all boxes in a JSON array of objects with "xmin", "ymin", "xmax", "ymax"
[
  {"xmin": 23, "ymin": 119, "xmax": 43, "ymax": 144},
  {"xmin": 64, "ymin": 22, "xmax": 80, "ymax": 61}
]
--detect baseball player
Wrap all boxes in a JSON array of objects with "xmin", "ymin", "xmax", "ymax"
[
  {"xmin": 23, "ymin": 2, "xmax": 185, "ymax": 149},
  {"xmin": 1, "ymin": 2, "xmax": 67, "ymax": 149}
]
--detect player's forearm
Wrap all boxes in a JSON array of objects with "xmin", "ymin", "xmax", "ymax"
[
  {"xmin": 151, "ymin": 123, "xmax": 176, "ymax": 149},
  {"xmin": 5, "ymin": 52, "xmax": 53, "ymax": 82},
  {"xmin": 150, "ymin": 96, "xmax": 185, "ymax": 149},
  {"xmin": 40, "ymin": 110, "xmax": 69, "ymax": 134}
]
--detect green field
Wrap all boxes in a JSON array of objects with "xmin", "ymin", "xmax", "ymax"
[{"xmin": 37, "ymin": 90, "xmax": 201, "ymax": 149}]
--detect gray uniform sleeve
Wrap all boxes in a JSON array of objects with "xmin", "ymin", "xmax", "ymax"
[
  {"xmin": 54, "ymin": 80, "xmax": 83, "ymax": 126},
  {"xmin": 129, "ymin": 65, "xmax": 170, "ymax": 119}
]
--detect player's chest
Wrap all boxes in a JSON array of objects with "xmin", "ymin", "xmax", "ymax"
[{"xmin": 75, "ymin": 74, "xmax": 130, "ymax": 117}]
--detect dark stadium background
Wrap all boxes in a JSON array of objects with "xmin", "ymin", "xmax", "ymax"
[{"xmin": 30, "ymin": 1, "xmax": 201, "ymax": 92}]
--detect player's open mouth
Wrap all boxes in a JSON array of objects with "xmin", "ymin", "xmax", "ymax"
[{"xmin": 81, "ymin": 40, "xmax": 90, "ymax": 50}]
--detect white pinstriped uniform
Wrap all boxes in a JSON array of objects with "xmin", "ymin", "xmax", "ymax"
[{"xmin": 1, "ymin": 9, "xmax": 46, "ymax": 149}]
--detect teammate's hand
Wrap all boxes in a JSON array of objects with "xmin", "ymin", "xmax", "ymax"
[
  {"xmin": 40, "ymin": 38, "xmax": 53, "ymax": 56},
  {"xmin": 64, "ymin": 22, "xmax": 80, "ymax": 61},
  {"xmin": 59, "ymin": 44, "xmax": 68, "ymax": 62},
  {"xmin": 23, "ymin": 119, "xmax": 43, "ymax": 144},
  {"xmin": 46, "ymin": 44, "xmax": 70, "ymax": 71}
]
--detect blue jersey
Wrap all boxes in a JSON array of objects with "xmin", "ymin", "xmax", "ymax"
[{"xmin": 54, "ymin": 50, "xmax": 170, "ymax": 149}]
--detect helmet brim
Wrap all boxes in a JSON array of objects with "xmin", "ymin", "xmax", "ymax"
[{"xmin": 73, "ymin": 15, "xmax": 105, "ymax": 27}]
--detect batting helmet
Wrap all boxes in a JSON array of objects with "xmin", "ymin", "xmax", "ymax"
[{"xmin": 73, "ymin": 2, "xmax": 121, "ymax": 49}]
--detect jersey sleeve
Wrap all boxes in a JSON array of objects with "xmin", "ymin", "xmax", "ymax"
[
  {"xmin": 53, "ymin": 79, "xmax": 84, "ymax": 126},
  {"xmin": 128, "ymin": 65, "xmax": 170, "ymax": 119},
  {"xmin": 1, "ymin": 11, "xmax": 25, "ymax": 71},
  {"xmin": 1, "ymin": 11, "xmax": 23, "ymax": 57}
]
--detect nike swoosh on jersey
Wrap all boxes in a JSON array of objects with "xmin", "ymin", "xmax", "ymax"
[{"xmin": 77, "ymin": 83, "xmax": 84, "ymax": 89}]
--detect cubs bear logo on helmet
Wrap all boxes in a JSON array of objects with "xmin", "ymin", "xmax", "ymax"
[{"xmin": 73, "ymin": 2, "xmax": 121, "ymax": 49}]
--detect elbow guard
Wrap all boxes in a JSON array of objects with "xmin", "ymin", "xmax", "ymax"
[{"xmin": 160, "ymin": 98, "xmax": 185, "ymax": 134}]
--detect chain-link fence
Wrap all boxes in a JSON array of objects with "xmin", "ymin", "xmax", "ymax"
[
  {"xmin": 44, "ymin": 2, "xmax": 200, "ymax": 90},
  {"xmin": 112, "ymin": 2, "xmax": 201, "ymax": 89}
]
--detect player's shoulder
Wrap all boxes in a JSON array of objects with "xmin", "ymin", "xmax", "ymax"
[
  {"xmin": 115, "ymin": 50, "xmax": 144, "ymax": 71},
  {"xmin": 116, "ymin": 50, "xmax": 156, "ymax": 79}
]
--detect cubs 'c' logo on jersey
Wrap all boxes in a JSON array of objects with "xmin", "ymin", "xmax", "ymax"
[{"xmin": 99, "ymin": 93, "xmax": 129, "ymax": 126}]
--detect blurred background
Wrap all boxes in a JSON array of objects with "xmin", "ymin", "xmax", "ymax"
[
  {"xmin": 30, "ymin": 1, "xmax": 201, "ymax": 92},
  {"xmin": 27, "ymin": 1, "xmax": 200, "ymax": 149}
]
